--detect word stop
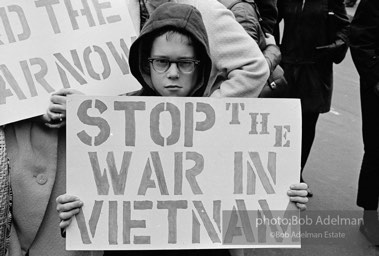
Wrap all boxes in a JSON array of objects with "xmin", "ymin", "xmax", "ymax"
[{"xmin": 76, "ymin": 99, "xmax": 216, "ymax": 147}]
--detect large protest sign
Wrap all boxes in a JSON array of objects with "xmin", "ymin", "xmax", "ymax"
[
  {"xmin": 0, "ymin": 0, "xmax": 140, "ymax": 125},
  {"xmin": 66, "ymin": 96, "xmax": 302, "ymax": 250}
]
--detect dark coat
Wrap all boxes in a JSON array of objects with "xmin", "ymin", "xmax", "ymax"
[
  {"xmin": 256, "ymin": 0, "xmax": 278, "ymax": 35},
  {"xmin": 350, "ymin": 0, "xmax": 379, "ymax": 89},
  {"xmin": 277, "ymin": 0, "xmax": 350, "ymax": 113}
]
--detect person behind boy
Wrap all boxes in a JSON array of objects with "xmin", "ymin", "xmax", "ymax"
[
  {"xmin": 55, "ymin": 3, "xmax": 308, "ymax": 256},
  {"xmin": 127, "ymin": 0, "xmax": 270, "ymax": 98},
  {"xmin": 218, "ymin": 0, "xmax": 283, "ymax": 97}
]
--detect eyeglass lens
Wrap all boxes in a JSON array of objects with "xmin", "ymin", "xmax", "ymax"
[{"xmin": 150, "ymin": 59, "xmax": 198, "ymax": 73}]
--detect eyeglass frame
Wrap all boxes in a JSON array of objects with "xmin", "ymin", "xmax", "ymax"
[{"xmin": 148, "ymin": 57, "xmax": 200, "ymax": 74}]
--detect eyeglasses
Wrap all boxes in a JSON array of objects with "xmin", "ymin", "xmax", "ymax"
[{"xmin": 148, "ymin": 58, "xmax": 200, "ymax": 74}]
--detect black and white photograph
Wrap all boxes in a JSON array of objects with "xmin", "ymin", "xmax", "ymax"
[{"xmin": 0, "ymin": 0, "xmax": 378, "ymax": 255}]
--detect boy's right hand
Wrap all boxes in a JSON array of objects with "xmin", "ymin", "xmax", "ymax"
[
  {"xmin": 42, "ymin": 88, "xmax": 84, "ymax": 128},
  {"xmin": 56, "ymin": 194, "xmax": 83, "ymax": 230}
]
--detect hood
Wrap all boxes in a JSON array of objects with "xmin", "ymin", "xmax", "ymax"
[{"xmin": 129, "ymin": 2, "xmax": 212, "ymax": 97}]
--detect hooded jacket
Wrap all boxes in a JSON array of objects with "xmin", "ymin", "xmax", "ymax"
[
  {"xmin": 127, "ymin": 0, "xmax": 269, "ymax": 98},
  {"xmin": 129, "ymin": 2, "xmax": 212, "ymax": 97}
]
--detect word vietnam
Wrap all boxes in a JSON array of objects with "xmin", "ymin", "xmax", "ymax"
[{"xmin": 74, "ymin": 199, "xmax": 298, "ymax": 246}]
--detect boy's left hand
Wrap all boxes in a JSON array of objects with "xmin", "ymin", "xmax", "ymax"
[
  {"xmin": 288, "ymin": 183, "xmax": 309, "ymax": 211},
  {"xmin": 56, "ymin": 194, "xmax": 83, "ymax": 230}
]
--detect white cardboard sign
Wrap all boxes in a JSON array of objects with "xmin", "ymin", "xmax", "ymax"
[{"xmin": 67, "ymin": 96, "xmax": 302, "ymax": 250}]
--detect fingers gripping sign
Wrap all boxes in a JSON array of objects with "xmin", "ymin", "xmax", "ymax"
[{"xmin": 43, "ymin": 88, "xmax": 84, "ymax": 128}]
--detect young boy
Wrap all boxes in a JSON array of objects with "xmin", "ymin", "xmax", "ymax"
[{"xmin": 54, "ymin": 3, "xmax": 308, "ymax": 255}]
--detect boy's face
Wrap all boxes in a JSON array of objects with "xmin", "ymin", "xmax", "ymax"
[{"xmin": 149, "ymin": 33, "xmax": 199, "ymax": 97}]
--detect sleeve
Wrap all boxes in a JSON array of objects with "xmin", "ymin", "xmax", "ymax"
[
  {"xmin": 333, "ymin": 0, "xmax": 350, "ymax": 44},
  {"xmin": 349, "ymin": 0, "xmax": 379, "ymax": 86},
  {"xmin": 327, "ymin": 0, "xmax": 350, "ymax": 63},
  {"xmin": 230, "ymin": 2, "xmax": 280, "ymax": 75},
  {"xmin": 350, "ymin": 0, "xmax": 379, "ymax": 53},
  {"xmin": 230, "ymin": 2, "xmax": 266, "ymax": 49},
  {"xmin": 196, "ymin": 0, "xmax": 269, "ymax": 98},
  {"xmin": 256, "ymin": 0, "xmax": 278, "ymax": 35},
  {"xmin": 263, "ymin": 44, "xmax": 281, "ymax": 73}
]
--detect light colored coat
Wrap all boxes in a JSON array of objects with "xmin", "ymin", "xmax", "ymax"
[
  {"xmin": 5, "ymin": 120, "xmax": 101, "ymax": 256},
  {"xmin": 127, "ymin": 0, "xmax": 270, "ymax": 98}
]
